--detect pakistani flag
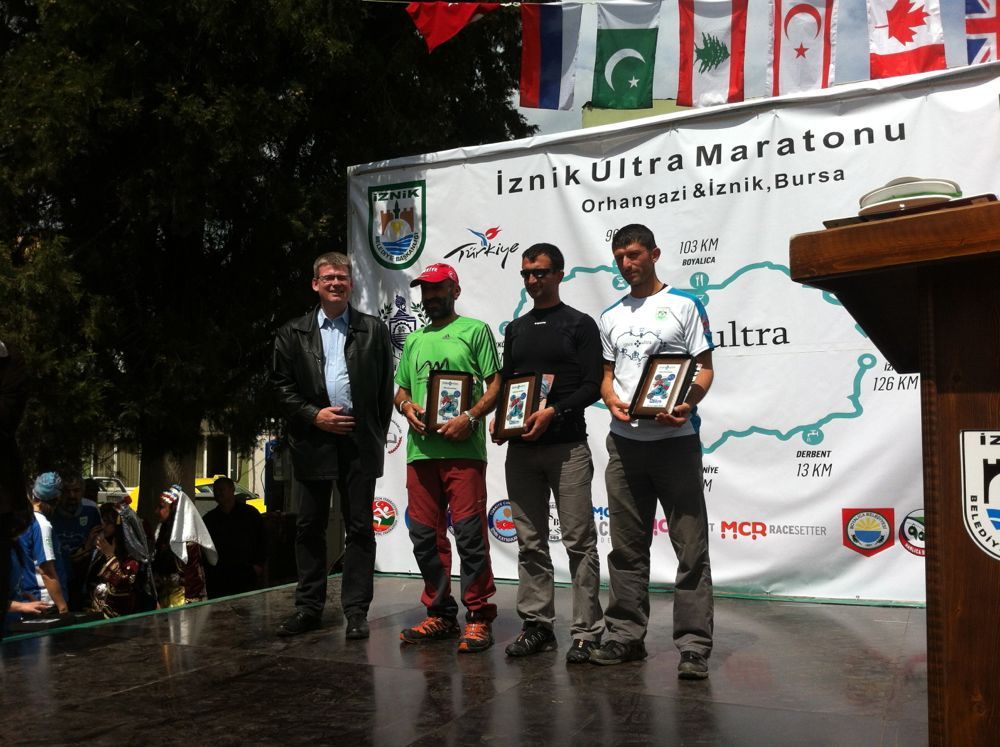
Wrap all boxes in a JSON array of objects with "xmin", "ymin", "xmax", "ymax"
[{"xmin": 592, "ymin": 2, "xmax": 661, "ymax": 109}]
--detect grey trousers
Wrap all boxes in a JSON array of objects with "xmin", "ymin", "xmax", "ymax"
[
  {"xmin": 505, "ymin": 440, "xmax": 604, "ymax": 640},
  {"xmin": 604, "ymin": 432, "xmax": 713, "ymax": 656}
]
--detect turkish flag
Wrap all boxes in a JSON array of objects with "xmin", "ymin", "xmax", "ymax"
[
  {"xmin": 867, "ymin": 0, "xmax": 946, "ymax": 79},
  {"xmin": 406, "ymin": 2, "xmax": 500, "ymax": 53},
  {"xmin": 768, "ymin": 0, "xmax": 838, "ymax": 96}
]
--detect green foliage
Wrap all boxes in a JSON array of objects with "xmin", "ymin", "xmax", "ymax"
[
  {"xmin": 0, "ymin": 238, "xmax": 110, "ymax": 474},
  {"xmin": 694, "ymin": 32, "xmax": 730, "ymax": 75},
  {"xmin": 0, "ymin": 1, "xmax": 532, "ymax": 464}
]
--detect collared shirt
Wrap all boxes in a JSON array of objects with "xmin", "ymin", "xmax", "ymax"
[{"xmin": 317, "ymin": 306, "xmax": 353, "ymax": 413}]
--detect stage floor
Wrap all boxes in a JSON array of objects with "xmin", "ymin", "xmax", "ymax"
[{"xmin": 1, "ymin": 577, "xmax": 927, "ymax": 745}]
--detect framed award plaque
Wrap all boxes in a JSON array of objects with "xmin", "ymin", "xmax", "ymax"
[
  {"xmin": 495, "ymin": 373, "xmax": 543, "ymax": 440},
  {"xmin": 627, "ymin": 355, "xmax": 696, "ymax": 419},
  {"xmin": 425, "ymin": 370, "xmax": 473, "ymax": 431}
]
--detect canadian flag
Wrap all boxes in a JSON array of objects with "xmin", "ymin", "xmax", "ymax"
[{"xmin": 867, "ymin": 0, "xmax": 946, "ymax": 79}]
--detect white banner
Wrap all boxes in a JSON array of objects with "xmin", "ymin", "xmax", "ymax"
[{"xmin": 350, "ymin": 64, "xmax": 1000, "ymax": 604}]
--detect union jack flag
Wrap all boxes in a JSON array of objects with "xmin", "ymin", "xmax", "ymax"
[{"xmin": 966, "ymin": 0, "xmax": 1000, "ymax": 64}]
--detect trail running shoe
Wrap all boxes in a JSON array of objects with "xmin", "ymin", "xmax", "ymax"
[
  {"xmin": 458, "ymin": 620, "xmax": 494, "ymax": 653},
  {"xmin": 566, "ymin": 638, "xmax": 597, "ymax": 663},
  {"xmin": 400, "ymin": 616, "xmax": 460, "ymax": 644},
  {"xmin": 504, "ymin": 625, "xmax": 557, "ymax": 657},
  {"xmin": 678, "ymin": 650, "xmax": 709, "ymax": 680},
  {"xmin": 589, "ymin": 639, "xmax": 648, "ymax": 666}
]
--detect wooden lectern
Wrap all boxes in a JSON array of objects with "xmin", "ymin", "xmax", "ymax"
[{"xmin": 789, "ymin": 200, "xmax": 1000, "ymax": 746}]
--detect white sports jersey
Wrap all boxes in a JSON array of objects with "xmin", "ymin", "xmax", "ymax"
[{"xmin": 600, "ymin": 285, "xmax": 714, "ymax": 441}]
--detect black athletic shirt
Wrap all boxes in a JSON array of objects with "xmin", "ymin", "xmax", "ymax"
[{"xmin": 500, "ymin": 302, "xmax": 603, "ymax": 444}]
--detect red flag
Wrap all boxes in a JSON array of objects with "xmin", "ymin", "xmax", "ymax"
[
  {"xmin": 406, "ymin": 2, "xmax": 500, "ymax": 53},
  {"xmin": 867, "ymin": 0, "xmax": 945, "ymax": 79},
  {"xmin": 677, "ymin": 0, "xmax": 748, "ymax": 108},
  {"xmin": 768, "ymin": 0, "xmax": 838, "ymax": 96}
]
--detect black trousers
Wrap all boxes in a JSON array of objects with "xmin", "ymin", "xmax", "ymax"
[{"xmin": 294, "ymin": 437, "xmax": 377, "ymax": 619}]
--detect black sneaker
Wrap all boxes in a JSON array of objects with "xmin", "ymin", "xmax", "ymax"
[
  {"xmin": 400, "ymin": 616, "xmax": 460, "ymax": 644},
  {"xmin": 504, "ymin": 625, "xmax": 557, "ymax": 657},
  {"xmin": 345, "ymin": 613, "xmax": 369, "ymax": 640},
  {"xmin": 588, "ymin": 639, "xmax": 647, "ymax": 666},
  {"xmin": 678, "ymin": 650, "xmax": 709, "ymax": 680},
  {"xmin": 566, "ymin": 638, "xmax": 597, "ymax": 664},
  {"xmin": 277, "ymin": 611, "xmax": 321, "ymax": 637}
]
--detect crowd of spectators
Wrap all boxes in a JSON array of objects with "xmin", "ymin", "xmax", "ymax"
[{"xmin": 4, "ymin": 472, "xmax": 267, "ymax": 636}]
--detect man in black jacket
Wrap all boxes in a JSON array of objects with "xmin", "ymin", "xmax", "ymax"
[{"xmin": 271, "ymin": 252, "xmax": 393, "ymax": 639}]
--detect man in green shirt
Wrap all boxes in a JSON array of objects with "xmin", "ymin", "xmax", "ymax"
[{"xmin": 394, "ymin": 263, "xmax": 501, "ymax": 653}]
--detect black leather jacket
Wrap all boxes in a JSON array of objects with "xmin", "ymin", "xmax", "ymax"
[{"xmin": 271, "ymin": 305, "xmax": 393, "ymax": 480}]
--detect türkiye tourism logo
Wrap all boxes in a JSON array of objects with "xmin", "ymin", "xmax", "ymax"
[
  {"xmin": 488, "ymin": 499, "xmax": 517, "ymax": 543},
  {"xmin": 442, "ymin": 226, "xmax": 521, "ymax": 269},
  {"xmin": 372, "ymin": 498, "xmax": 398, "ymax": 536},
  {"xmin": 842, "ymin": 508, "xmax": 894, "ymax": 557},
  {"xmin": 960, "ymin": 431, "xmax": 1000, "ymax": 560},
  {"xmin": 368, "ymin": 180, "xmax": 426, "ymax": 270}
]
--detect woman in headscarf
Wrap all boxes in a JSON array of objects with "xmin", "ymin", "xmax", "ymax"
[
  {"xmin": 85, "ymin": 502, "xmax": 156, "ymax": 618},
  {"xmin": 151, "ymin": 484, "xmax": 217, "ymax": 608}
]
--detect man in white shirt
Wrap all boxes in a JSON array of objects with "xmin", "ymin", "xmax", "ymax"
[
  {"xmin": 26, "ymin": 472, "xmax": 69, "ymax": 614},
  {"xmin": 591, "ymin": 224, "xmax": 715, "ymax": 680}
]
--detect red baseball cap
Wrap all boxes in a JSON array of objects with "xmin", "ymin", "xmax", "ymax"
[{"xmin": 410, "ymin": 263, "xmax": 459, "ymax": 287}]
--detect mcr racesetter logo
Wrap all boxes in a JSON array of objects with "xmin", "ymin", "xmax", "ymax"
[{"xmin": 719, "ymin": 521, "xmax": 768, "ymax": 540}]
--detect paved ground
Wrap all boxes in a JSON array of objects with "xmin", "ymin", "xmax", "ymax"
[{"xmin": 1, "ymin": 576, "xmax": 927, "ymax": 745}]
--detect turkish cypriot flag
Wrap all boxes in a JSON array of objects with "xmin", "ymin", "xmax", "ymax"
[
  {"xmin": 592, "ymin": 1, "xmax": 662, "ymax": 109},
  {"xmin": 767, "ymin": 0, "xmax": 839, "ymax": 96}
]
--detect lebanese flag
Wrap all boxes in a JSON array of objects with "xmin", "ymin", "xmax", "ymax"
[
  {"xmin": 867, "ymin": 0, "xmax": 946, "ymax": 79},
  {"xmin": 406, "ymin": 2, "xmax": 500, "ymax": 53},
  {"xmin": 768, "ymin": 0, "xmax": 838, "ymax": 96},
  {"xmin": 677, "ymin": 0, "xmax": 748, "ymax": 108},
  {"xmin": 520, "ymin": 3, "xmax": 583, "ymax": 110}
]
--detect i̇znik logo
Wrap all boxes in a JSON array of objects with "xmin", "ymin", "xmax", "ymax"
[
  {"xmin": 368, "ymin": 180, "xmax": 426, "ymax": 270},
  {"xmin": 960, "ymin": 430, "xmax": 1000, "ymax": 560},
  {"xmin": 372, "ymin": 498, "xmax": 398, "ymax": 536},
  {"xmin": 842, "ymin": 508, "xmax": 894, "ymax": 557},
  {"xmin": 488, "ymin": 499, "xmax": 518, "ymax": 543}
]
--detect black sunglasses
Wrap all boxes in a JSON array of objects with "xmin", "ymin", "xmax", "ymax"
[{"xmin": 519, "ymin": 268, "xmax": 555, "ymax": 279}]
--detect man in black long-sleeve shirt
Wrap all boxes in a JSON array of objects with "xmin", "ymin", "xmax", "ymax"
[{"xmin": 496, "ymin": 243, "xmax": 604, "ymax": 664}]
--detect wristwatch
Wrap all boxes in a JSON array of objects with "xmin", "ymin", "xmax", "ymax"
[
  {"xmin": 463, "ymin": 410, "xmax": 480, "ymax": 428},
  {"xmin": 397, "ymin": 400, "xmax": 413, "ymax": 415}
]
